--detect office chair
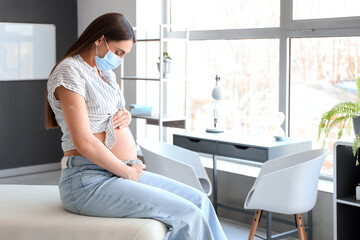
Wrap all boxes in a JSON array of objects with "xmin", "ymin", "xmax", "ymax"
[
  {"xmin": 244, "ymin": 149, "xmax": 329, "ymax": 240},
  {"xmin": 138, "ymin": 139, "xmax": 212, "ymax": 196}
]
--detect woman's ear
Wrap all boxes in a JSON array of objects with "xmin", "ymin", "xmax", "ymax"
[{"xmin": 95, "ymin": 35, "xmax": 105, "ymax": 46}]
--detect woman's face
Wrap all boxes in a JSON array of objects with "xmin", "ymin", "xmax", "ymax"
[{"xmin": 97, "ymin": 38, "xmax": 133, "ymax": 59}]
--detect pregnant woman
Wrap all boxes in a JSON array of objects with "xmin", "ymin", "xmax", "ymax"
[{"xmin": 46, "ymin": 12, "xmax": 227, "ymax": 240}]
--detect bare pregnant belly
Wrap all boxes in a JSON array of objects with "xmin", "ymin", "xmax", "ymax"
[
  {"xmin": 107, "ymin": 127, "xmax": 137, "ymax": 160},
  {"xmin": 64, "ymin": 127, "xmax": 137, "ymax": 161}
]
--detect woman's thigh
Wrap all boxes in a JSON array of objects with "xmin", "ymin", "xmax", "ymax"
[
  {"xmin": 70, "ymin": 170, "xmax": 202, "ymax": 221},
  {"xmin": 138, "ymin": 171, "xmax": 207, "ymax": 207}
]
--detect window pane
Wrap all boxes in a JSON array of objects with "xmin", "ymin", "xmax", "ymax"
[
  {"xmin": 290, "ymin": 37, "xmax": 360, "ymax": 176},
  {"xmin": 293, "ymin": 0, "xmax": 360, "ymax": 20},
  {"xmin": 171, "ymin": 0, "xmax": 280, "ymax": 30},
  {"xmin": 177, "ymin": 39, "xmax": 279, "ymax": 135}
]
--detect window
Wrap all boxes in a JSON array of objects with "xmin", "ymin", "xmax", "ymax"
[
  {"xmin": 293, "ymin": 0, "xmax": 360, "ymax": 20},
  {"xmin": 181, "ymin": 39, "xmax": 279, "ymax": 133},
  {"xmin": 290, "ymin": 37, "xmax": 360, "ymax": 175},
  {"xmin": 171, "ymin": 0, "xmax": 280, "ymax": 29},
  {"xmin": 163, "ymin": 0, "xmax": 360, "ymax": 176}
]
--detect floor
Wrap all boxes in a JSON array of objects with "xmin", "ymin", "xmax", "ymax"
[{"xmin": 0, "ymin": 170, "xmax": 292, "ymax": 240}]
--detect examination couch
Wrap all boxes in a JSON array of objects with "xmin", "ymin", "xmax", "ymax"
[{"xmin": 0, "ymin": 184, "xmax": 167, "ymax": 240}]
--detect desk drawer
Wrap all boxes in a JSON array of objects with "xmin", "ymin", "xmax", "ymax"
[
  {"xmin": 173, "ymin": 136, "xmax": 217, "ymax": 154},
  {"xmin": 218, "ymin": 143, "xmax": 267, "ymax": 162}
]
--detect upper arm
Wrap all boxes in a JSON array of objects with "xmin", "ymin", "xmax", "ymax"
[{"xmin": 55, "ymin": 86, "xmax": 93, "ymax": 149}]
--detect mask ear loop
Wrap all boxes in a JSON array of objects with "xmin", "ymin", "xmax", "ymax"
[
  {"xmin": 96, "ymin": 37, "xmax": 110, "ymax": 58},
  {"xmin": 103, "ymin": 37, "xmax": 110, "ymax": 51}
]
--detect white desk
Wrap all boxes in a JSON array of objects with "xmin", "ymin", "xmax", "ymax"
[{"xmin": 173, "ymin": 131, "xmax": 313, "ymax": 240}]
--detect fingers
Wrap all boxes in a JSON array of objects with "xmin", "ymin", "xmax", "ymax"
[
  {"xmin": 113, "ymin": 109, "xmax": 131, "ymax": 129},
  {"xmin": 128, "ymin": 163, "xmax": 146, "ymax": 181},
  {"xmin": 131, "ymin": 163, "xmax": 146, "ymax": 170}
]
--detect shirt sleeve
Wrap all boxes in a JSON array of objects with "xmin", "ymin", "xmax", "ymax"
[{"xmin": 47, "ymin": 59, "xmax": 86, "ymax": 106}]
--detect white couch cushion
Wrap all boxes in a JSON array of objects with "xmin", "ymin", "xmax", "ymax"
[{"xmin": 0, "ymin": 184, "xmax": 167, "ymax": 240}]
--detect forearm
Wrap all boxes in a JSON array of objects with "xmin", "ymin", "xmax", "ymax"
[
  {"xmin": 55, "ymin": 86, "xmax": 142, "ymax": 179},
  {"xmin": 75, "ymin": 135, "xmax": 131, "ymax": 178}
]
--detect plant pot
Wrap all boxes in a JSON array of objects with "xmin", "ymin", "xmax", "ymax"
[
  {"xmin": 157, "ymin": 60, "xmax": 171, "ymax": 78},
  {"xmin": 353, "ymin": 116, "xmax": 360, "ymax": 136},
  {"xmin": 352, "ymin": 116, "xmax": 360, "ymax": 159}
]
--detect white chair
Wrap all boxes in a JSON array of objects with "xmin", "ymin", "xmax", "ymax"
[
  {"xmin": 244, "ymin": 149, "xmax": 329, "ymax": 240},
  {"xmin": 138, "ymin": 139, "xmax": 212, "ymax": 196}
]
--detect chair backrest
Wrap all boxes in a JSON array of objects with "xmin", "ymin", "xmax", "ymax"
[
  {"xmin": 244, "ymin": 149, "xmax": 328, "ymax": 214},
  {"xmin": 138, "ymin": 139, "xmax": 212, "ymax": 196}
]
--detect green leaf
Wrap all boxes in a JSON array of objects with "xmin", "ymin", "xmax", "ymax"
[{"xmin": 318, "ymin": 85, "xmax": 360, "ymax": 152}]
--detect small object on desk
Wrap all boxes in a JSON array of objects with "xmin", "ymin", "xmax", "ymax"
[
  {"xmin": 206, "ymin": 108, "xmax": 224, "ymax": 133},
  {"xmin": 129, "ymin": 104, "xmax": 153, "ymax": 116},
  {"xmin": 206, "ymin": 127, "xmax": 224, "ymax": 133},
  {"xmin": 274, "ymin": 136, "xmax": 286, "ymax": 141},
  {"xmin": 273, "ymin": 112, "xmax": 286, "ymax": 140},
  {"xmin": 356, "ymin": 184, "xmax": 360, "ymax": 200},
  {"xmin": 206, "ymin": 75, "xmax": 225, "ymax": 133}
]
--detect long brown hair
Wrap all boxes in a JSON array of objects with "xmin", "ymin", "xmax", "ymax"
[{"xmin": 45, "ymin": 12, "xmax": 136, "ymax": 129}]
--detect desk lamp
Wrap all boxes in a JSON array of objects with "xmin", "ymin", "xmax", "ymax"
[{"xmin": 206, "ymin": 75, "xmax": 224, "ymax": 133}]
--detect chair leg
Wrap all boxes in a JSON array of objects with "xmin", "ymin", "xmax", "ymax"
[
  {"xmin": 295, "ymin": 214, "xmax": 307, "ymax": 240},
  {"xmin": 248, "ymin": 210, "xmax": 262, "ymax": 240}
]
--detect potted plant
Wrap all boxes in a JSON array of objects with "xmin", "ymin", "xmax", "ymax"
[
  {"xmin": 318, "ymin": 76, "xmax": 360, "ymax": 165},
  {"xmin": 157, "ymin": 52, "xmax": 172, "ymax": 78}
]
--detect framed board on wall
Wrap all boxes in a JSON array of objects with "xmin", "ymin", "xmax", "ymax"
[{"xmin": 0, "ymin": 23, "xmax": 56, "ymax": 81}]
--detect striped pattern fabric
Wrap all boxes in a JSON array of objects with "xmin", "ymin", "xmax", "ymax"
[{"xmin": 47, "ymin": 55, "xmax": 125, "ymax": 152}]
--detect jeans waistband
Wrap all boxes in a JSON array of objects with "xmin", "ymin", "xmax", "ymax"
[
  {"xmin": 61, "ymin": 156, "xmax": 70, "ymax": 169},
  {"xmin": 61, "ymin": 155, "xmax": 92, "ymax": 169},
  {"xmin": 61, "ymin": 155, "xmax": 142, "ymax": 169}
]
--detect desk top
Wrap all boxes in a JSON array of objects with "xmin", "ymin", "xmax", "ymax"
[
  {"xmin": 173, "ymin": 131, "xmax": 312, "ymax": 162},
  {"xmin": 173, "ymin": 131, "xmax": 310, "ymax": 149}
]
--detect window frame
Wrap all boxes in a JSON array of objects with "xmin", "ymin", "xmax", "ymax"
[{"xmin": 167, "ymin": 0, "xmax": 360, "ymax": 178}]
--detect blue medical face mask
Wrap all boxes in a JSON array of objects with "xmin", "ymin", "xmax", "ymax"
[{"xmin": 95, "ymin": 38, "xmax": 124, "ymax": 71}]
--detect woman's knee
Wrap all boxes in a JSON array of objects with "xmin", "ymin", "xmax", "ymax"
[
  {"xmin": 190, "ymin": 189, "xmax": 212, "ymax": 209},
  {"xmin": 176, "ymin": 204, "xmax": 213, "ymax": 240}
]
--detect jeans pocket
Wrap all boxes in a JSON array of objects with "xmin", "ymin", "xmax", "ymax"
[
  {"xmin": 80, "ymin": 169, "xmax": 112, "ymax": 190},
  {"xmin": 59, "ymin": 178, "xmax": 80, "ymax": 214}
]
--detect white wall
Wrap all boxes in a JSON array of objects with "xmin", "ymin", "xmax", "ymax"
[
  {"xmin": 135, "ymin": 0, "xmax": 164, "ymax": 28},
  {"xmin": 77, "ymin": 0, "xmax": 136, "ymax": 36}
]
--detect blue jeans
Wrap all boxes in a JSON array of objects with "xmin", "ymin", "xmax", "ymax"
[{"xmin": 59, "ymin": 155, "xmax": 227, "ymax": 240}]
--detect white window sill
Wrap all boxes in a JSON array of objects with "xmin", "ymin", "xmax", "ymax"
[{"xmin": 200, "ymin": 154, "xmax": 333, "ymax": 194}]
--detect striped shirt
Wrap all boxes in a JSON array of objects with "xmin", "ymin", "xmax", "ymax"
[{"xmin": 47, "ymin": 55, "xmax": 125, "ymax": 152}]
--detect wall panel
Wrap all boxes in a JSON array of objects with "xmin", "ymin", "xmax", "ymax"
[{"xmin": 0, "ymin": 0, "xmax": 77, "ymax": 170}]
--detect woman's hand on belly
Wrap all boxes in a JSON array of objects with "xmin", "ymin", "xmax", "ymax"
[{"xmin": 113, "ymin": 108, "xmax": 131, "ymax": 129}]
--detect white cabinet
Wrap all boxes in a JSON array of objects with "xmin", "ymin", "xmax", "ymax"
[
  {"xmin": 121, "ymin": 25, "xmax": 189, "ymax": 141},
  {"xmin": 333, "ymin": 141, "xmax": 360, "ymax": 240}
]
